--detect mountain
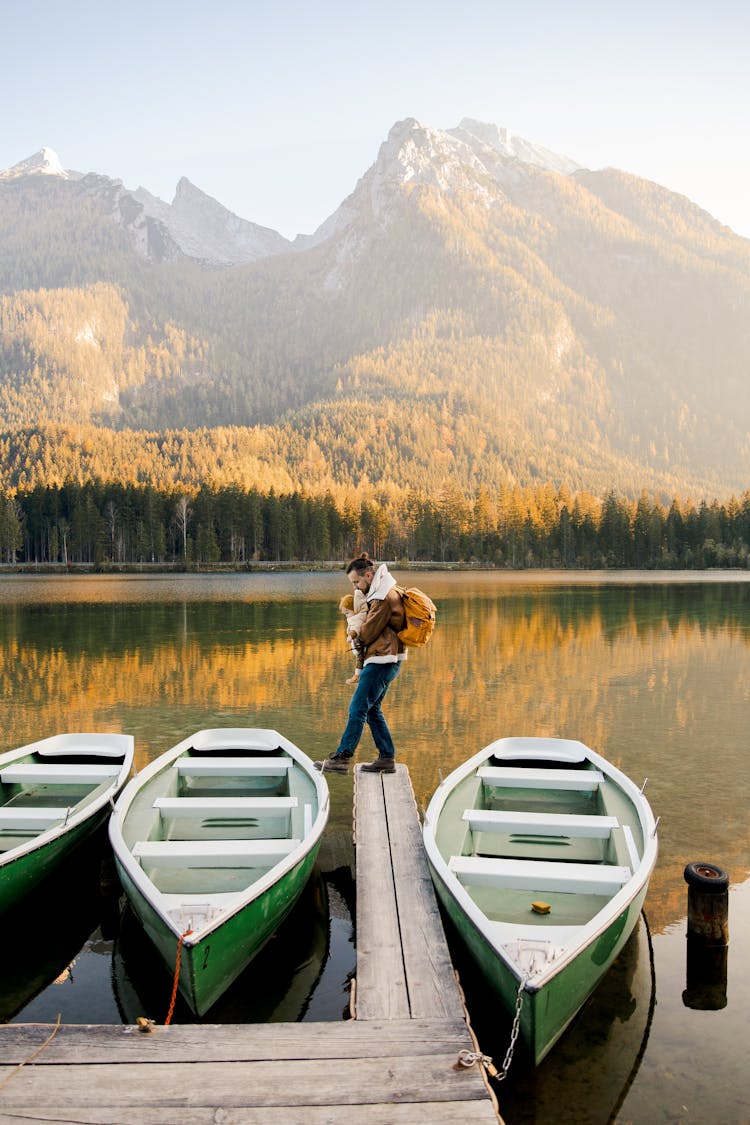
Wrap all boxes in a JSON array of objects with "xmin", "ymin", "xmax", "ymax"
[
  {"xmin": 0, "ymin": 121, "xmax": 749, "ymax": 502},
  {"xmin": 0, "ymin": 147, "xmax": 71, "ymax": 181},
  {"xmin": 451, "ymin": 118, "xmax": 581, "ymax": 174},
  {"xmin": 0, "ymin": 146, "xmax": 290, "ymax": 266},
  {"xmin": 133, "ymin": 177, "xmax": 290, "ymax": 264}
]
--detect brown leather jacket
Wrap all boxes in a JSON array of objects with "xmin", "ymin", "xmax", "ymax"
[{"xmin": 359, "ymin": 586, "xmax": 406, "ymax": 662}]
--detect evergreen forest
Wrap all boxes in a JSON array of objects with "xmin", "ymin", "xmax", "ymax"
[{"xmin": 1, "ymin": 481, "xmax": 748, "ymax": 570}]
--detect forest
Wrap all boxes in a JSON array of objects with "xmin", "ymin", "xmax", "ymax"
[{"xmin": 1, "ymin": 480, "xmax": 748, "ymax": 570}]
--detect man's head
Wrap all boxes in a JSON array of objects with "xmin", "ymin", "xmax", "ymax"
[{"xmin": 346, "ymin": 554, "xmax": 376, "ymax": 594}]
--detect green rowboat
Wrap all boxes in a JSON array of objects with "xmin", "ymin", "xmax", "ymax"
[
  {"xmin": 0, "ymin": 733, "xmax": 134, "ymax": 912},
  {"xmin": 423, "ymin": 736, "xmax": 658, "ymax": 1065},
  {"xmin": 109, "ymin": 728, "xmax": 329, "ymax": 1017}
]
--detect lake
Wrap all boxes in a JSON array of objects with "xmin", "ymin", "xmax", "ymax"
[{"xmin": 0, "ymin": 570, "xmax": 748, "ymax": 1123}]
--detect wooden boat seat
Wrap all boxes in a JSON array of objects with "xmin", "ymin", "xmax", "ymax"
[
  {"xmin": 153, "ymin": 796, "xmax": 298, "ymax": 819},
  {"xmin": 0, "ymin": 807, "xmax": 69, "ymax": 828},
  {"xmin": 448, "ymin": 855, "xmax": 632, "ymax": 896},
  {"xmin": 477, "ymin": 766, "xmax": 604, "ymax": 791},
  {"xmin": 485, "ymin": 920, "xmax": 581, "ymax": 946},
  {"xmin": 1, "ymin": 763, "xmax": 120, "ymax": 785},
  {"xmin": 463, "ymin": 809, "xmax": 619, "ymax": 838},
  {"xmin": 175, "ymin": 757, "xmax": 293, "ymax": 777},
  {"xmin": 612, "ymin": 823, "xmax": 641, "ymax": 871},
  {"xmin": 133, "ymin": 838, "xmax": 299, "ymax": 867}
]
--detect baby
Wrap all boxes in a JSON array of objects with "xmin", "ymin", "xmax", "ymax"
[{"xmin": 339, "ymin": 588, "xmax": 368, "ymax": 684}]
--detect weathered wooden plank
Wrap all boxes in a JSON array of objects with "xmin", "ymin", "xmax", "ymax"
[
  {"xmin": 0, "ymin": 1054, "xmax": 492, "ymax": 1108},
  {"xmin": 383, "ymin": 767, "xmax": 465, "ymax": 1018},
  {"xmin": 353, "ymin": 767, "xmax": 410, "ymax": 1019},
  {"xmin": 0, "ymin": 1102, "xmax": 500, "ymax": 1124},
  {"xmin": 0, "ymin": 1018, "xmax": 471, "ymax": 1064}
]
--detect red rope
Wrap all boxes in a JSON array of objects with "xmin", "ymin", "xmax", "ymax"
[{"xmin": 164, "ymin": 929, "xmax": 192, "ymax": 1026}]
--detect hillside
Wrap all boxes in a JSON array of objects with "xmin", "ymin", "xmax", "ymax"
[{"xmin": 1, "ymin": 119, "xmax": 749, "ymax": 501}]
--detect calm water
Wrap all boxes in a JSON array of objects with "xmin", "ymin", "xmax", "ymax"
[{"xmin": 0, "ymin": 570, "xmax": 748, "ymax": 1124}]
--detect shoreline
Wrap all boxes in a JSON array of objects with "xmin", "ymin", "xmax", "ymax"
[{"xmin": 1, "ymin": 560, "xmax": 748, "ymax": 576}]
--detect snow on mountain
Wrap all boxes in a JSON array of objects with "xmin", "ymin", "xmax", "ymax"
[
  {"xmin": 0, "ymin": 146, "xmax": 69, "ymax": 181},
  {"xmin": 296, "ymin": 116, "xmax": 582, "ymax": 269}
]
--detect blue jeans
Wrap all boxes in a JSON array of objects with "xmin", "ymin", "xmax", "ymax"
[{"xmin": 336, "ymin": 661, "xmax": 401, "ymax": 759}]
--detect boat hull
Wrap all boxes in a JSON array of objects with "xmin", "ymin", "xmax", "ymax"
[
  {"xmin": 1, "ymin": 816, "xmax": 104, "ymax": 911},
  {"xmin": 113, "ymin": 868, "xmax": 329, "ymax": 1024},
  {"xmin": 115, "ymin": 840, "xmax": 321, "ymax": 1015},
  {"xmin": 430, "ymin": 855, "xmax": 649, "ymax": 1064}
]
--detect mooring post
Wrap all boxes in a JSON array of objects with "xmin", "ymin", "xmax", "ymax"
[
  {"xmin": 682, "ymin": 861, "xmax": 729, "ymax": 1011},
  {"xmin": 684, "ymin": 861, "xmax": 729, "ymax": 945}
]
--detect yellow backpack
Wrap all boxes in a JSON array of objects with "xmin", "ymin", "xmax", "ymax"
[{"xmin": 395, "ymin": 586, "xmax": 437, "ymax": 647}]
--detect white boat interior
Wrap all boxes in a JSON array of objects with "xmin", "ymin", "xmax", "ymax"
[
  {"xmin": 0, "ymin": 736, "xmax": 131, "ymax": 853},
  {"xmin": 434, "ymin": 745, "xmax": 646, "ymax": 943},
  {"xmin": 122, "ymin": 746, "xmax": 318, "ymax": 900}
]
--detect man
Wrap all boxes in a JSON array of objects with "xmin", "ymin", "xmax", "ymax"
[{"xmin": 316, "ymin": 554, "xmax": 406, "ymax": 774}]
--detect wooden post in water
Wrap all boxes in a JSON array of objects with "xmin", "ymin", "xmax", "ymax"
[
  {"xmin": 682, "ymin": 861, "xmax": 729, "ymax": 1011},
  {"xmin": 684, "ymin": 861, "xmax": 729, "ymax": 945}
]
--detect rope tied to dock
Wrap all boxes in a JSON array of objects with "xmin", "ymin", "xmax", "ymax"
[
  {"xmin": 164, "ymin": 928, "xmax": 192, "ymax": 1025},
  {"xmin": 0, "ymin": 1013, "xmax": 62, "ymax": 1091}
]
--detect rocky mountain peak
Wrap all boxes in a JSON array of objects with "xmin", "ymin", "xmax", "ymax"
[
  {"xmin": 0, "ymin": 146, "xmax": 69, "ymax": 181},
  {"xmin": 294, "ymin": 115, "xmax": 585, "ymax": 263},
  {"xmin": 167, "ymin": 177, "xmax": 291, "ymax": 262},
  {"xmin": 173, "ymin": 176, "xmax": 206, "ymax": 202}
]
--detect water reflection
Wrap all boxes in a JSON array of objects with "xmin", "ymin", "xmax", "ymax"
[
  {"xmin": 0, "ymin": 832, "xmax": 120, "ymax": 1023},
  {"xmin": 683, "ymin": 940, "xmax": 728, "ymax": 1011}
]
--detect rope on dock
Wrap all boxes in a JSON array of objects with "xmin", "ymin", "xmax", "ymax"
[
  {"xmin": 0, "ymin": 1013, "xmax": 62, "ymax": 1091},
  {"xmin": 164, "ymin": 929, "xmax": 192, "ymax": 1026},
  {"xmin": 452, "ymin": 972, "xmax": 502, "ymax": 1119}
]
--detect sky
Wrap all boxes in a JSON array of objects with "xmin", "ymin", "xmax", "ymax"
[{"xmin": 1, "ymin": 0, "xmax": 749, "ymax": 240}]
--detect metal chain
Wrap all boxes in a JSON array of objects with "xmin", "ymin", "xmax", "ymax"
[
  {"xmin": 494, "ymin": 973, "xmax": 528, "ymax": 1082},
  {"xmin": 454, "ymin": 973, "xmax": 527, "ymax": 1083}
]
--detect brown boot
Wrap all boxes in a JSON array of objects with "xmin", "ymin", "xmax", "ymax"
[
  {"xmin": 314, "ymin": 754, "xmax": 352, "ymax": 773},
  {"xmin": 361, "ymin": 757, "xmax": 395, "ymax": 773}
]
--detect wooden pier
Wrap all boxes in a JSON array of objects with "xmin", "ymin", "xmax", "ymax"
[{"xmin": 0, "ymin": 765, "xmax": 501, "ymax": 1123}]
